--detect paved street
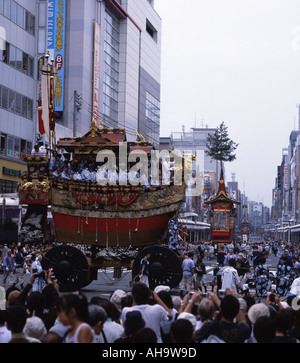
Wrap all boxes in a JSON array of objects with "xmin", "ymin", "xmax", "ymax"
[{"xmin": 0, "ymin": 250, "xmax": 281, "ymax": 302}]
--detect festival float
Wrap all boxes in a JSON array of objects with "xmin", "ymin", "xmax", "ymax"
[
  {"xmin": 205, "ymin": 168, "xmax": 240, "ymax": 249},
  {"xmin": 18, "ymin": 60, "xmax": 188, "ymax": 292}
]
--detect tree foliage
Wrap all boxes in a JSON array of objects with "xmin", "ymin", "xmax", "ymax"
[{"xmin": 205, "ymin": 122, "xmax": 238, "ymax": 163}]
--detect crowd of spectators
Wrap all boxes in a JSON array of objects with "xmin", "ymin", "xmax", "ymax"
[{"xmin": 0, "ymin": 240, "xmax": 299, "ymax": 344}]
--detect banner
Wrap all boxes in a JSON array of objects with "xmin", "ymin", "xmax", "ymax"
[
  {"xmin": 93, "ymin": 22, "xmax": 101, "ymax": 126},
  {"xmin": 53, "ymin": 0, "xmax": 66, "ymax": 112},
  {"xmin": 47, "ymin": 0, "xmax": 66, "ymax": 112}
]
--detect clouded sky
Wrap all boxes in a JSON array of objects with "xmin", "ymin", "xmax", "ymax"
[{"xmin": 155, "ymin": 0, "xmax": 300, "ymax": 207}]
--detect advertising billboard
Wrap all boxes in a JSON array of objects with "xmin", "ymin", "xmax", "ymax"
[{"xmin": 47, "ymin": 0, "xmax": 66, "ymax": 112}]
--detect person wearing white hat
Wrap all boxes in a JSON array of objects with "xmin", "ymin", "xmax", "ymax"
[
  {"xmin": 177, "ymin": 312, "xmax": 197, "ymax": 330},
  {"xmin": 247, "ymin": 303, "xmax": 270, "ymax": 325},
  {"xmin": 110, "ymin": 289, "xmax": 127, "ymax": 311},
  {"xmin": 23, "ymin": 316, "xmax": 47, "ymax": 342}
]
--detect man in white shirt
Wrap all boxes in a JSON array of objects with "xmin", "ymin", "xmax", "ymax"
[
  {"xmin": 121, "ymin": 282, "xmax": 172, "ymax": 343},
  {"xmin": 31, "ymin": 145, "xmax": 40, "ymax": 157},
  {"xmin": 0, "ymin": 309, "xmax": 12, "ymax": 343},
  {"xmin": 290, "ymin": 277, "xmax": 300, "ymax": 296},
  {"xmin": 38, "ymin": 142, "xmax": 47, "ymax": 157},
  {"xmin": 221, "ymin": 258, "xmax": 240, "ymax": 294}
]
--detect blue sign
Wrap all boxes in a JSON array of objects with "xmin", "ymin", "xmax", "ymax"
[
  {"xmin": 47, "ymin": 0, "xmax": 66, "ymax": 112},
  {"xmin": 47, "ymin": 0, "xmax": 55, "ymax": 53},
  {"xmin": 53, "ymin": 0, "xmax": 66, "ymax": 112}
]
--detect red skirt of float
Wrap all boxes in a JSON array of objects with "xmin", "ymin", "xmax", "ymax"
[{"xmin": 52, "ymin": 212, "xmax": 170, "ymax": 247}]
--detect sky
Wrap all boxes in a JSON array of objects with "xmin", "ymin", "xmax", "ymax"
[{"xmin": 155, "ymin": 0, "xmax": 300, "ymax": 208}]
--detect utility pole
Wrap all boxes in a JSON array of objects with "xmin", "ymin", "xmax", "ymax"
[{"xmin": 73, "ymin": 90, "xmax": 82, "ymax": 137}]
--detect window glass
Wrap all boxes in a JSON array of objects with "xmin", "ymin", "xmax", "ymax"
[
  {"xmin": 15, "ymin": 48, "xmax": 22, "ymax": 70},
  {"xmin": 2, "ymin": 42, "xmax": 8, "ymax": 64},
  {"xmin": 0, "ymin": 38, "xmax": 4, "ymax": 62},
  {"xmin": 3, "ymin": 0, "xmax": 10, "ymax": 18},
  {"xmin": 21, "ymin": 139, "xmax": 26, "ymax": 154},
  {"xmin": 28, "ymin": 56, "xmax": 34, "ymax": 77},
  {"xmin": 8, "ymin": 89, "xmax": 15, "ymax": 112},
  {"xmin": 15, "ymin": 93, "xmax": 22, "ymax": 114},
  {"xmin": 0, "ymin": 134, "xmax": 6, "ymax": 156},
  {"xmin": 17, "ymin": 4, "xmax": 24, "ymax": 28},
  {"xmin": 25, "ymin": 11, "xmax": 35, "ymax": 35},
  {"xmin": 26, "ymin": 141, "xmax": 32, "ymax": 155},
  {"xmin": 22, "ymin": 96, "xmax": 27, "ymax": 118},
  {"xmin": 7, "ymin": 135, "xmax": 14, "ymax": 157},
  {"xmin": 1, "ymin": 86, "xmax": 8, "ymax": 108},
  {"xmin": 30, "ymin": 14, "xmax": 35, "ymax": 35},
  {"xmin": 14, "ymin": 137, "xmax": 21, "ymax": 157},
  {"xmin": 10, "ymin": 0, "xmax": 17, "ymax": 23},
  {"xmin": 27, "ymin": 98, "xmax": 33, "ymax": 119},
  {"xmin": 9, "ymin": 44, "xmax": 16, "ymax": 67},
  {"xmin": 22, "ymin": 53, "xmax": 28, "ymax": 74}
]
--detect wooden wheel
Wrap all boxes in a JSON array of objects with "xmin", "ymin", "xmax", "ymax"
[
  {"xmin": 132, "ymin": 246, "xmax": 182, "ymax": 290},
  {"xmin": 42, "ymin": 245, "xmax": 89, "ymax": 292}
]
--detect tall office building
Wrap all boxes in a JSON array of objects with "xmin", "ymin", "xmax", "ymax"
[
  {"xmin": 44, "ymin": 0, "xmax": 162, "ymax": 146},
  {"xmin": 0, "ymin": 0, "xmax": 37, "ymax": 193},
  {"xmin": 0, "ymin": 0, "xmax": 162, "ymax": 193}
]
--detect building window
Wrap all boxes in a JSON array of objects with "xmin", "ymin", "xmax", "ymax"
[
  {"xmin": 10, "ymin": 0, "xmax": 17, "ymax": 23},
  {"xmin": 8, "ymin": 89, "xmax": 15, "ymax": 112},
  {"xmin": 0, "ymin": 40, "xmax": 35, "ymax": 79},
  {"xmin": 0, "ymin": 133, "xmax": 6, "ymax": 155},
  {"xmin": 0, "ymin": 132, "xmax": 32, "ymax": 159},
  {"xmin": 146, "ymin": 19, "xmax": 157, "ymax": 43},
  {"xmin": 25, "ymin": 11, "xmax": 35, "ymax": 36},
  {"xmin": 15, "ymin": 93, "xmax": 22, "ymax": 114},
  {"xmin": 16, "ymin": 3, "xmax": 24, "ymax": 28},
  {"xmin": 0, "ymin": 180, "xmax": 18, "ymax": 193},
  {"xmin": 7, "ymin": 135, "xmax": 14, "ymax": 157},
  {"xmin": 145, "ymin": 92, "xmax": 160, "ymax": 146},
  {"xmin": 3, "ymin": 0, "xmax": 10, "ymax": 18},
  {"xmin": 1, "ymin": 86, "xmax": 8, "ymax": 109},
  {"xmin": 9, "ymin": 44, "xmax": 15, "ymax": 67},
  {"xmin": 103, "ymin": 10, "xmax": 120, "ymax": 127},
  {"xmin": 0, "ymin": 85, "xmax": 33, "ymax": 120},
  {"xmin": 1, "ymin": 0, "xmax": 35, "ymax": 36}
]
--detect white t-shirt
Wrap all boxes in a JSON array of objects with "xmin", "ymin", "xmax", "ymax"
[
  {"xmin": 0, "ymin": 325, "xmax": 12, "ymax": 343},
  {"xmin": 121, "ymin": 304, "xmax": 169, "ymax": 343},
  {"xmin": 290, "ymin": 277, "xmax": 300, "ymax": 296},
  {"xmin": 221, "ymin": 266, "xmax": 240, "ymax": 293},
  {"xmin": 97, "ymin": 318, "xmax": 124, "ymax": 343}
]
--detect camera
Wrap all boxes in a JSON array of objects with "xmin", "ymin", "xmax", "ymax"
[
  {"xmin": 34, "ymin": 271, "xmax": 45, "ymax": 279},
  {"xmin": 218, "ymin": 290, "xmax": 226, "ymax": 298},
  {"xmin": 269, "ymin": 293, "xmax": 275, "ymax": 303}
]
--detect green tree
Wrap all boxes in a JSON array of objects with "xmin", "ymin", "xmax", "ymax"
[{"xmin": 205, "ymin": 121, "xmax": 238, "ymax": 166}]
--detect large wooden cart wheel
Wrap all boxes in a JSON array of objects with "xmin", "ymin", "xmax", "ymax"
[
  {"xmin": 42, "ymin": 245, "xmax": 90, "ymax": 292},
  {"xmin": 132, "ymin": 246, "xmax": 182, "ymax": 290}
]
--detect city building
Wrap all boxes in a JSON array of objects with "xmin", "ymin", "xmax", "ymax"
[
  {"xmin": 44, "ymin": 0, "xmax": 162, "ymax": 147},
  {"xmin": 0, "ymin": 0, "xmax": 162, "ymax": 192},
  {"xmin": 169, "ymin": 126, "xmax": 219, "ymax": 221},
  {"xmin": 0, "ymin": 0, "xmax": 37, "ymax": 194}
]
